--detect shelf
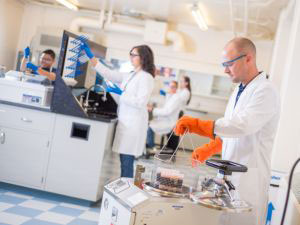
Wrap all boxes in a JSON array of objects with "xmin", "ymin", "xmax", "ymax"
[
  {"xmin": 186, "ymin": 106, "xmax": 225, "ymax": 115},
  {"xmin": 191, "ymin": 93, "xmax": 229, "ymax": 101}
]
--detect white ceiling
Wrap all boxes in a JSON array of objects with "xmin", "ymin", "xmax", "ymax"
[{"xmin": 25, "ymin": 0, "xmax": 291, "ymax": 39}]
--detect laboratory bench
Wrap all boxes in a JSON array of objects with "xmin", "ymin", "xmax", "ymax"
[
  {"xmin": 0, "ymin": 101, "xmax": 117, "ymax": 202},
  {"xmin": 0, "ymin": 74, "xmax": 119, "ymax": 202}
]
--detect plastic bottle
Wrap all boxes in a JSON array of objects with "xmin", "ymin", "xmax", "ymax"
[{"xmin": 134, "ymin": 165, "xmax": 145, "ymax": 189}]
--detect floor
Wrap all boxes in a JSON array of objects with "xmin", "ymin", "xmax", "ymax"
[
  {"xmin": 0, "ymin": 182, "xmax": 100, "ymax": 225},
  {"xmin": 0, "ymin": 150, "xmax": 217, "ymax": 225}
]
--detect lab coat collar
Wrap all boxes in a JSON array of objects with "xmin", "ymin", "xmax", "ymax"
[
  {"xmin": 241, "ymin": 71, "xmax": 265, "ymax": 89},
  {"xmin": 231, "ymin": 71, "xmax": 266, "ymax": 113}
]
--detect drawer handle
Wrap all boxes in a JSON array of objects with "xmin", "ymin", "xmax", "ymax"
[
  {"xmin": 0, "ymin": 131, "xmax": 5, "ymax": 144},
  {"xmin": 21, "ymin": 117, "xmax": 32, "ymax": 123}
]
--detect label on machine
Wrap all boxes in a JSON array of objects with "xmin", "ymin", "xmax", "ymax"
[{"xmin": 22, "ymin": 94, "xmax": 42, "ymax": 106}]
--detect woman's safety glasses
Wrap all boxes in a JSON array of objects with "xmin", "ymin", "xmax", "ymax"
[
  {"xmin": 129, "ymin": 52, "xmax": 140, "ymax": 57},
  {"xmin": 222, "ymin": 54, "xmax": 246, "ymax": 67}
]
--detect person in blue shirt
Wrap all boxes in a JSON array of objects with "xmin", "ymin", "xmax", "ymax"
[{"xmin": 21, "ymin": 48, "xmax": 57, "ymax": 81}]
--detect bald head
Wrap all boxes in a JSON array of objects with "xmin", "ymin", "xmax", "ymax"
[
  {"xmin": 223, "ymin": 37, "xmax": 259, "ymax": 85},
  {"xmin": 226, "ymin": 37, "xmax": 256, "ymax": 57}
]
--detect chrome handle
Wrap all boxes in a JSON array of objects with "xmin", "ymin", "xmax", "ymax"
[
  {"xmin": 0, "ymin": 131, "xmax": 5, "ymax": 144},
  {"xmin": 21, "ymin": 117, "xmax": 32, "ymax": 123}
]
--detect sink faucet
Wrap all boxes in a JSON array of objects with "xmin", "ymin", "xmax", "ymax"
[{"xmin": 84, "ymin": 84, "xmax": 107, "ymax": 110}]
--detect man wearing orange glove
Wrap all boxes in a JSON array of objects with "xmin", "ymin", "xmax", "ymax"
[
  {"xmin": 191, "ymin": 136, "xmax": 222, "ymax": 163},
  {"xmin": 174, "ymin": 37, "xmax": 280, "ymax": 225},
  {"xmin": 174, "ymin": 115, "xmax": 222, "ymax": 162}
]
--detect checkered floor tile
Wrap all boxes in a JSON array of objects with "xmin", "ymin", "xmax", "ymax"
[{"xmin": 0, "ymin": 183, "xmax": 100, "ymax": 225}]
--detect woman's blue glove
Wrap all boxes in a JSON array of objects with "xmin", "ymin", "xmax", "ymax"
[
  {"xmin": 24, "ymin": 47, "xmax": 30, "ymax": 59},
  {"xmin": 159, "ymin": 89, "xmax": 166, "ymax": 96},
  {"xmin": 106, "ymin": 84, "xmax": 123, "ymax": 95},
  {"xmin": 26, "ymin": 62, "xmax": 39, "ymax": 73},
  {"xmin": 81, "ymin": 42, "xmax": 94, "ymax": 59}
]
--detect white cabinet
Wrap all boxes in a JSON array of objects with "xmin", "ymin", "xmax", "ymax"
[
  {"xmin": 0, "ymin": 103, "xmax": 54, "ymax": 189},
  {"xmin": 0, "ymin": 126, "xmax": 49, "ymax": 188},
  {"xmin": 0, "ymin": 103, "xmax": 116, "ymax": 201},
  {"xmin": 180, "ymin": 70, "xmax": 234, "ymax": 99},
  {"xmin": 45, "ymin": 114, "xmax": 116, "ymax": 201}
]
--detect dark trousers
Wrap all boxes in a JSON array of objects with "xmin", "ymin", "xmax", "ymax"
[
  {"xmin": 146, "ymin": 127, "xmax": 155, "ymax": 148},
  {"xmin": 120, "ymin": 154, "xmax": 135, "ymax": 178},
  {"xmin": 166, "ymin": 132, "xmax": 180, "ymax": 150}
]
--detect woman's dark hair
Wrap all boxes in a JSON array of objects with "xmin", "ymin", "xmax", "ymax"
[
  {"xmin": 130, "ymin": 45, "xmax": 155, "ymax": 77},
  {"xmin": 183, "ymin": 76, "xmax": 192, "ymax": 104}
]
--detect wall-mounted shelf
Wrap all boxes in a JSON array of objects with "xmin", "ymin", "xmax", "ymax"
[{"xmin": 191, "ymin": 93, "xmax": 229, "ymax": 101}]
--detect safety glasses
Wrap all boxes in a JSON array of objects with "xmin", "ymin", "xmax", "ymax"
[
  {"xmin": 222, "ymin": 54, "xmax": 246, "ymax": 67},
  {"xmin": 129, "ymin": 52, "xmax": 140, "ymax": 57}
]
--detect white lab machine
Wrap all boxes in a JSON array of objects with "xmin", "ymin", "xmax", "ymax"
[
  {"xmin": 99, "ymin": 157, "xmax": 252, "ymax": 225},
  {"xmin": 99, "ymin": 178, "xmax": 221, "ymax": 225},
  {"xmin": 0, "ymin": 70, "xmax": 53, "ymax": 108}
]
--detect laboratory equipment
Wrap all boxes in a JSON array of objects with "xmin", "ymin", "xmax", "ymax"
[
  {"xmin": 99, "ymin": 177, "xmax": 221, "ymax": 225},
  {"xmin": 57, "ymin": 30, "xmax": 106, "ymax": 89},
  {"xmin": 99, "ymin": 160, "xmax": 252, "ymax": 225},
  {"xmin": 190, "ymin": 159, "xmax": 252, "ymax": 212},
  {"xmin": 98, "ymin": 132, "xmax": 252, "ymax": 225},
  {"xmin": 0, "ymin": 70, "xmax": 53, "ymax": 108}
]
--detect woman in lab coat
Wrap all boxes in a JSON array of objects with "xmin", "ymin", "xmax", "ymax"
[
  {"xmin": 82, "ymin": 43, "xmax": 155, "ymax": 178},
  {"xmin": 174, "ymin": 37, "xmax": 280, "ymax": 225},
  {"xmin": 146, "ymin": 81, "xmax": 182, "ymax": 149},
  {"xmin": 178, "ymin": 75, "xmax": 191, "ymax": 113}
]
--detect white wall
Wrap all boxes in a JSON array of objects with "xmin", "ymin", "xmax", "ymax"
[
  {"xmin": 271, "ymin": 0, "xmax": 300, "ymax": 173},
  {"xmin": 103, "ymin": 24, "xmax": 274, "ymax": 76},
  {"xmin": 269, "ymin": 3, "xmax": 293, "ymax": 94},
  {"xmin": 15, "ymin": 3, "xmax": 274, "ymax": 77},
  {"xmin": 0, "ymin": 0, "xmax": 24, "ymax": 70}
]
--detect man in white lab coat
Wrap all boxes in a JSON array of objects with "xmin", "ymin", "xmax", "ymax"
[{"xmin": 174, "ymin": 37, "xmax": 280, "ymax": 225}]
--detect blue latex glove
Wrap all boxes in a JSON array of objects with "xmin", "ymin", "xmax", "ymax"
[
  {"xmin": 24, "ymin": 47, "xmax": 30, "ymax": 59},
  {"xmin": 159, "ymin": 89, "xmax": 166, "ymax": 96},
  {"xmin": 81, "ymin": 42, "xmax": 94, "ymax": 59},
  {"xmin": 26, "ymin": 62, "xmax": 39, "ymax": 73},
  {"xmin": 106, "ymin": 84, "xmax": 123, "ymax": 95}
]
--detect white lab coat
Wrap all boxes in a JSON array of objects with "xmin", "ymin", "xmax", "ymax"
[
  {"xmin": 214, "ymin": 72, "xmax": 280, "ymax": 225},
  {"xmin": 94, "ymin": 62, "xmax": 154, "ymax": 156},
  {"xmin": 178, "ymin": 88, "xmax": 190, "ymax": 112},
  {"xmin": 149, "ymin": 92, "xmax": 182, "ymax": 135}
]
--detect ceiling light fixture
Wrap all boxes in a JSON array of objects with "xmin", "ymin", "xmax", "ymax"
[
  {"xmin": 191, "ymin": 4, "xmax": 208, "ymax": 31},
  {"xmin": 56, "ymin": 0, "xmax": 78, "ymax": 11}
]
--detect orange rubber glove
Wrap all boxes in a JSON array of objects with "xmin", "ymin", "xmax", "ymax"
[
  {"xmin": 174, "ymin": 116, "xmax": 215, "ymax": 139},
  {"xmin": 192, "ymin": 137, "xmax": 222, "ymax": 163}
]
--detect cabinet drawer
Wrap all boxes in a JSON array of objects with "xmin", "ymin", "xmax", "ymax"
[{"xmin": 0, "ymin": 104, "xmax": 54, "ymax": 132}]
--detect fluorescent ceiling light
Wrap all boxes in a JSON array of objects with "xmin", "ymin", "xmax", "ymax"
[
  {"xmin": 191, "ymin": 4, "xmax": 208, "ymax": 31},
  {"xmin": 56, "ymin": 0, "xmax": 78, "ymax": 11}
]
